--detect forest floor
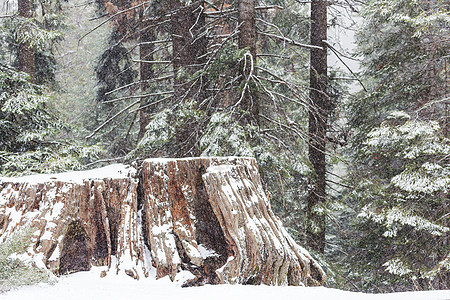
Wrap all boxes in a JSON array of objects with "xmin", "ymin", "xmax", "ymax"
[{"xmin": 1, "ymin": 267, "xmax": 449, "ymax": 300}]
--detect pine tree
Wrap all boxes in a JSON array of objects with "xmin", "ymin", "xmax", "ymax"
[
  {"xmin": 0, "ymin": 64, "xmax": 101, "ymax": 175},
  {"xmin": 3, "ymin": 0, "xmax": 65, "ymax": 85},
  {"xmin": 346, "ymin": 0, "xmax": 450, "ymax": 291},
  {"xmin": 0, "ymin": 3, "xmax": 101, "ymax": 176}
]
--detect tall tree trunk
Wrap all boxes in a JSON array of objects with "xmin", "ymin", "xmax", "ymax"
[
  {"xmin": 170, "ymin": 0, "xmax": 208, "ymax": 157},
  {"xmin": 171, "ymin": 0, "xmax": 207, "ymax": 100},
  {"xmin": 138, "ymin": 19, "xmax": 155, "ymax": 141},
  {"xmin": 307, "ymin": 0, "xmax": 328, "ymax": 254},
  {"xmin": 238, "ymin": 0, "xmax": 258, "ymax": 126},
  {"xmin": 17, "ymin": 0, "xmax": 35, "ymax": 80}
]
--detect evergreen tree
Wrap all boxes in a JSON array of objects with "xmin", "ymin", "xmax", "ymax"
[
  {"xmin": 345, "ymin": 0, "xmax": 450, "ymax": 291},
  {"xmin": 0, "ymin": 64, "xmax": 101, "ymax": 176},
  {"xmin": 3, "ymin": 0, "xmax": 65, "ymax": 85},
  {"xmin": 0, "ymin": 2, "xmax": 101, "ymax": 176}
]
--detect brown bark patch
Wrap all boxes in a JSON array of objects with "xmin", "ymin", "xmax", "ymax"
[{"xmin": 59, "ymin": 220, "xmax": 90, "ymax": 275}]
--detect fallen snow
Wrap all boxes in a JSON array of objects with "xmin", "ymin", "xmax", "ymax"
[
  {"xmin": 198, "ymin": 243, "xmax": 220, "ymax": 259},
  {"xmin": 144, "ymin": 156, "xmax": 255, "ymax": 164},
  {"xmin": 206, "ymin": 164, "xmax": 236, "ymax": 174},
  {"xmin": 1, "ymin": 268, "xmax": 449, "ymax": 300},
  {"xmin": 0, "ymin": 164, "xmax": 136, "ymax": 184}
]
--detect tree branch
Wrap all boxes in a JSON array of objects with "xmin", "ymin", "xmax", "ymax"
[
  {"xmin": 85, "ymin": 100, "xmax": 141, "ymax": 140},
  {"xmin": 259, "ymin": 32, "xmax": 324, "ymax": 50},
  {"xmin": 78, "ymin": 1, "xmax": 149, "ymax": 45},
  {"xmin": 103, "ymin": 90, "xmax": 173, "ymax": 104},
  {"xmin": 322, "ymin": 40, "xmax": 367, "ymax": 92}
]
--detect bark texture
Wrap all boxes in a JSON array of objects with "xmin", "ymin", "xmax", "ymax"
[
  {"xmin": 168, "ymin": 1, "xmax": 208, "ymax": 157},
  {"xmin": 0, "ymin": 166, "xmax": 147, "ymax": 278},
  {"xmin": 238, "ymin": 0, "xmax": 259, "ymax": 125},
  {"xmin": 138, "ymin": 19, "xmax": 155, "ymax": 142},
  {"xmin": 170, "ymin": 0, "xmax": 207, "ymax": 100},
  {"xmin": 18, "ymin": 0, "xmax": 35, "ymax": 80},
  {"xmin": 0, "ymin": 158, "xmax": 324, "ymax": 286},
  {"xmin": 307, "ymin": 0, "xmax": 328, "ymax": 254}
]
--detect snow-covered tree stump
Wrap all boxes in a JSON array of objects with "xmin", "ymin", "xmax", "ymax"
[
  {"xmin": 0, "ymin": 157, "xmax": 324, "ymax": 286},
  {"xmin": 0, "ymin": 165, "xmax": 148, "ymax": 278}
]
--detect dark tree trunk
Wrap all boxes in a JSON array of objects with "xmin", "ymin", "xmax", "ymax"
[
  {"xmin": 169, "ymin": 0, "xmax": 208, "ymax": 157},
  {"xmin": 307, "ymin": 0, "xmax": 328, "ymax": 254},
  {"xmin": 138, "ymin": 19, "xmax": 155, "ymax": 141},
  {"xmin": 170, "ymin": 0, "xmax": 207, "ymax": 100},
  {"xmin": 238, "ymin": 0, "xmax": 258, "ymax": 126},
  {"xmin": 17, "ymin": 0, "xmax": 35, "ymax": 80}
]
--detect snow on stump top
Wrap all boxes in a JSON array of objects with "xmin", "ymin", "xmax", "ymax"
[{"xmin": 0, "ymin": 157, "xmax": 324, "ymax": 286}]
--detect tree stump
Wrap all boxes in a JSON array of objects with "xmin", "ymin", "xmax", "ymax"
[{"xmin": 0, "ymin": 158, "xmax": 324, "ymax": 286}]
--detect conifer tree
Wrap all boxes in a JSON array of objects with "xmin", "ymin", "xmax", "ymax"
[
  {"xmin": 0, "ymin": 2, "xmax": 101, "ymax": 176},
  {"xmin": 346, "ymin": 0, "xmax": 450, "ymax": 291}
]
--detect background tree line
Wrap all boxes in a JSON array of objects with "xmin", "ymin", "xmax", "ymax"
[{"xmin": 0, "ymin": 0, "xmax": 448, "ymax": 292}]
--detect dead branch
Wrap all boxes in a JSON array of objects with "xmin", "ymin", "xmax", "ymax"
[
  {"xmin": 259, "ymin": 32, "xmax": 324, "ymax": 50},
  {"xmin": 78, "ymin": 1, "xmax": 149, "ymax": 45},
  {"xmin": 105, "ymin": 75, "xmax": 173, "ymax": 96},
  {"xmin": 85, "ymin": 100, "xmax": 141, "ymax": 140},
  {"xmin": 322, "ymin": 39, "xmax": 367, "ymax": 92},
  {"xmin": 104, "ymin": 90, "xmax": 174, "ymax": 104}
]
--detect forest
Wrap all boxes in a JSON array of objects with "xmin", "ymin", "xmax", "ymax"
[{"xmin": 0, "ymin": 0, "xmax": 449, "ymax": 293}]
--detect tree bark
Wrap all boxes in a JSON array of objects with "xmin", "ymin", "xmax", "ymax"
[
  {"xmin": 0, "ymin": 158, "xmax": 325, "ymax": 286},
  {"xmin": 170, "ymin": 0, "xmax": 207, "ymax": 100},
  {"xmin": 17, "ymin": 0, "xmax": 35, "ymax": 80},
  {"xmin": 238, "ymin": 0, "xmax": 259, "ymax": 126},
  {"xmin": 138, "ymin": 19, "xmax": 155, "ymax": 142},
  {"xmin": 307, "ymin": 0, "xmax": 328, "ymax": 254},
  {"xmin": 169, "ymin": 0, "xmax": 208, "ymax": 157}
]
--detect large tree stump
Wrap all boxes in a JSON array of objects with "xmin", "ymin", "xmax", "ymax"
[
  {"xmin": 140, "ymin": 157, "xmax": 323, "ymax": 285},
  {"xmin": 0, "ymin": 165, "xmax": 148, "ymax": 278},
  {"xmin": 0, "ymin": 158, "xmax": 324, "ymax": 286}
]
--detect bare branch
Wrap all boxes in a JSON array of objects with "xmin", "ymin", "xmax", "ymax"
[
  {"xmin": 104, "ymin": 91, "xmax": 174, "ymax": 104},
  {"xmin": 322, "ymin": 39, "xmax": 367, "ymax": 92},
  {"xmin": 137, "ymin": 39, "xmax": 172, "ymax": 46},
  {"xmin": 85, "ymin": 100, "xmax": 141, "ymax": 140},
  {"xmin": 204, "ymin": 8, "xmax": 236, "ymax": 16},
  {"xmin": 129, "ymin": 95, "xmax": 173, "ymax": 114},
  {"xmin": 78, "ymin": 1, "xmax": 149, "ymax": 45},
  {"xmin": 259, "ymin": 32, "xmax": 324, "ymax": 50},
  {"xmin": 132, "ymin": 59, "xmax": 172, "ymax": 64},
  {"xmin": 105, "ymin": 75, "xmax": 173, "ymax": 96}
]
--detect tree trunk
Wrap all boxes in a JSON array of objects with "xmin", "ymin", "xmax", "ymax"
[
  {"xmin": 307, "ymin": 0, "xmax": 328, "ymax": 254},
  {"xmin": 0, "ymin": 158, "xmax": 325, "ymax": 286},
  {"xmin": 169, "ymin": 0, "xmax": 208, "ymax": 157},
  {"xmin": 238, "ymin": 0, "xmax": 258, "ymax": 126},
  {"xmin": 138, "ymin": 19, "xmax": 155, "ymax": 142},
  {"xmin": 17, "ymin": 0, "xmax": 35, "ymax": 80},
  {"xmin": 170, "ymin": 1, "xmax": 207, "ymax": 100}
]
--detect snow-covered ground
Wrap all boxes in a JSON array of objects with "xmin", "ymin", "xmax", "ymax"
[{"xmin": 1, "ymin": 267, "xmax": 449, "ymax": 300}]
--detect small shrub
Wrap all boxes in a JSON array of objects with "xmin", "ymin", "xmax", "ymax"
[{"xmin": 0, "ymin": 227, "xmax": 53, "ymax": 293}]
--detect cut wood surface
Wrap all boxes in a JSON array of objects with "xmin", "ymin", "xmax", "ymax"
[{"xmin": 0, "ymin": 157, "xmax": 324, "ymax": 286}]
